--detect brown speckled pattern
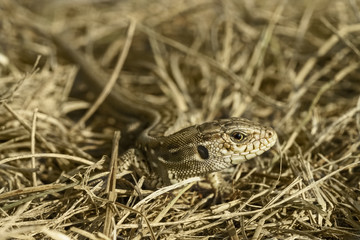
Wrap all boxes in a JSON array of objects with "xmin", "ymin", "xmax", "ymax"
[{"xmin": 138, "ymin": 117, "xmax": 277, "ymax": 185}]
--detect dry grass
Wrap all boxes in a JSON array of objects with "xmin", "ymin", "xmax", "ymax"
[{"xmin": 1, "ymin": 0, "xmax": 360, "ymax": 239}]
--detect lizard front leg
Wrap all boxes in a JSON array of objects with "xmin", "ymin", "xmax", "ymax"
[{"xmin": 118, "ymin": 148, "xmax": 163, "ymax": 188}]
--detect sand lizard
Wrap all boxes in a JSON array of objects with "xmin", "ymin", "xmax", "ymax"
[
  {"xmin": 121, "ymin": 117, "xmax": 277, "ymax": 188},
  {"xmin": 74, "ymin": 70, "xmax": 278, "ymax": 188},
  {"xmin": 115, "ymin": 87, "xmax": 278, "ymax": 187},
  {"xmin": 50, "ymin": 33, "xmax": 277, "ymax": 188}
]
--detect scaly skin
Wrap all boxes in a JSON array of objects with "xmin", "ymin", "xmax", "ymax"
[
  {"xmin": 49, "ymin": 30, "xmax": 277, "ymax": 189},
  {"xmin": 136, "ymin": 117, "xmax": 277, "ymax": 186}
]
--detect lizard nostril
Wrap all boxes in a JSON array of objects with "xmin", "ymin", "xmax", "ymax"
[{"xmin": 266, "ymin": 130, "xmax": 273, "ymax": 138}]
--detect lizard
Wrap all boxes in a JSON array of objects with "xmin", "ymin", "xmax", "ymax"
[
  {"xmin": 109, "ymin": 80, "xmax": 277, "ymax": 189},
  {"xmin": 48, "ymin": 32, "xmax": 278, "ymax": 190},
  {"xmin": 119, "ymin": 110, "xmax": 277, "ymax": 188}
]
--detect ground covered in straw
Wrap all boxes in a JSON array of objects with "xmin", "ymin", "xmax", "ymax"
[{"xmin": 1, "ymin": 0, "xmax": 360, "ymax": 239}]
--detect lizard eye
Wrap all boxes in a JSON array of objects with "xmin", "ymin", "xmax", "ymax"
[{"xmin": 231, "ymin": 131, "xmax": 246, "ymax": 142}]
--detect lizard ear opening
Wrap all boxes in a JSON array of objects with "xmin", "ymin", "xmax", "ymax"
[{"xmin": 197, "ymin": 145, "xmax": 209, "ymax": 160}]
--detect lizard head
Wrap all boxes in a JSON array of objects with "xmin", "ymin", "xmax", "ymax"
[
  {"xmin": 152, "ymin": 117, "xmax": 277, "ymax": 183},
  {"xmin": 200, "ymin": 118, "xmax": 277, "ymax": 165}
]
